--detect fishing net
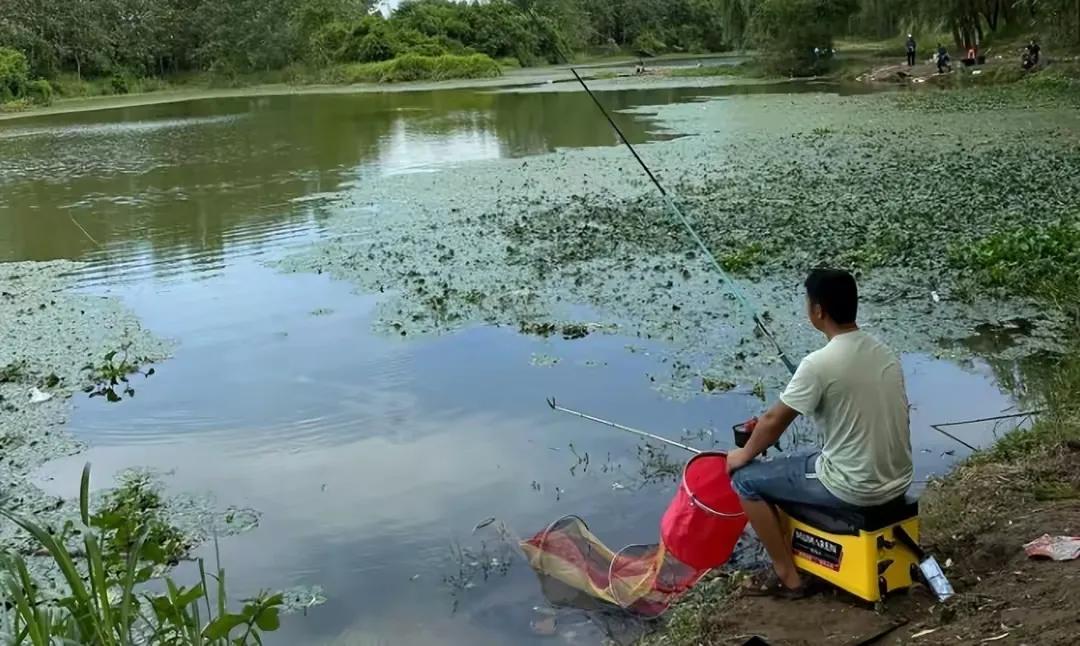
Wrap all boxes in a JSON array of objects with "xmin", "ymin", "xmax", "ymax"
[{"xmin": 521, "ymin": 453, "xmax": 746, "ymax": 617}]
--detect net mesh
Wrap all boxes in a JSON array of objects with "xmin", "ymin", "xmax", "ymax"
[
  {"xmin": 521, "ymin": 454, "xmax": 745, "ymax": 616},
  {"xmin": 520, "ymin": 515, "xmax": 708, "ymax": 617}
]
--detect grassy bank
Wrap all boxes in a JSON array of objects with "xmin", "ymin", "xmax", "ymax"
[{"xmin": 0, "ymin": 53, "xmax": 502, "ymax": 113}]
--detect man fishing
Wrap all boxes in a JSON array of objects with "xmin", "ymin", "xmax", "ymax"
[{"xmin": 727, "ymin": 268, "xmax": 913, "ymax": 598}]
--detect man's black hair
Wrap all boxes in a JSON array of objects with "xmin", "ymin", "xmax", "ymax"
[{"xmin": 805, "ymin": 268, "xmax": 858, "ymax": 324}]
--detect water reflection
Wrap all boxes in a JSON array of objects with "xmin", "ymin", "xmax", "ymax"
[
  {"xmin": 0, "ymin": 89, "xmax": 675, "ymax": 269},
  {"xmin": 0, "ymin": 81, "xmax": 874, "ymax": 270}
]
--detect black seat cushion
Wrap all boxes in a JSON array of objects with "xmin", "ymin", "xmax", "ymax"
[{"xmin": 778, "ymin": 494, "xmax": 918, "ymax": 536}]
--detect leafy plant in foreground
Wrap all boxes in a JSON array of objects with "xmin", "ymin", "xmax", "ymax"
[
  {"xmin": 0, "ymin": 464, "xmax": 285, "ymax": 645},
  {"xmin": 89, "ymin": 472, "xmax": 190, "ymax": 580},
  {"xmin": 82, "ymin": 345, "xmax": 156, "ymax": 403}
]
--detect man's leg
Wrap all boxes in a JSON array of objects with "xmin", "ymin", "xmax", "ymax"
[
  {"xmin": 729, "ymin": 455, "xmax": 812, "ymax": 590},
  {"xmin": 740, "ymin": 497, "xmax": 802, "ymax": 589}
]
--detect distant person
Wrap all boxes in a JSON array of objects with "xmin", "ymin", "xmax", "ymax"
[
  {"xmin": 936, "ymin": 44, "xmax": 951, "ymax": 73},
  {"xmin": 1026, "ymin": 39, "xmax": 1041, "ymax": 66},
  {"xmin": 962, "ymin": 44, "xmax": 978, "ymax": 67},
  {"xmin": 905, "ymin": 34, "xmax": 917, "ymax": 66}
]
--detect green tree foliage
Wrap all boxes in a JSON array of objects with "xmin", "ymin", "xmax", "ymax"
[
  {"xmin": 0, "ymin": 45, "xmax": 52, "ymax": 106},
  {"xmin": 751, "ymin": 0, "xmax": 857, "ymax": 74},
  {"xmin": 0, "ymin": 47, "xmax": 30, "ymax": 102},
  {"xmin": 850, "ymin": 0, "xmax": 1080, "ymax": 48},
  {"xmin": 6, "ymin": 0, "xmax": 1072, "ymax": 87},
  {"xmin": 0, "ymin": 0, "xmax": 744, "ymax": 83}
]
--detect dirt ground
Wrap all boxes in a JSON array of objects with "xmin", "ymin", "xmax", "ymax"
[
  {"xmin": 697, "ymin": 438, "xmax": 1080, "ymax": 646},
  {"xmin": 705, "ymin": 504, "xmax": 1079, "ymax": 645},
  {"xmin": 858, "ymin": 58, "xmax": 1011, "ymax": 84}
]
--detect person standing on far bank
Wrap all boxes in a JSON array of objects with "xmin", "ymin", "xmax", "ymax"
[{"xmin": 905, "ymin": 34, "xmax": 917, "ymax": 66}]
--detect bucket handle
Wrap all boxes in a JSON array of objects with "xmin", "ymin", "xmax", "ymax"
[{"xmin": 682, "ymin": 479, "xmax": 745, "ymax": 518}]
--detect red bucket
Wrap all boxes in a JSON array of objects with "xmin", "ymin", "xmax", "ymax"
[{"xmin": 660, "ymin": 452, "xmax": 747, "ymax": 570}]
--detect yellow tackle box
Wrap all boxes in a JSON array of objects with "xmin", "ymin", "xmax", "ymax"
[{"xmin": 776, "ymin": 496, "xmax": 921, "ymax": 602}]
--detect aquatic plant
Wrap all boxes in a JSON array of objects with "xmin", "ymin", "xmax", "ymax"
[
  {"xmin": 81, "ymin": 345, "xmax": 155, "ymax": 403},
  {"xmin": 950, "ymin": 221, "xmax": 1080, "ymax": 318},
  {"xmin": 0, "ymin": 361, "xmax": 28, "ymax": 384},
  {"xmin": 89, "ymin": 471, "xmax": 190, "ymax": 579},
  {"xmin": 0, "ymin": 465, "xmax": 285, "ymax": 645}
]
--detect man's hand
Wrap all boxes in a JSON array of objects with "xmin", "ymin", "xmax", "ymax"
[{"xmin": 726, "ymin": 447, "xmax": 753, "ymax": 474}]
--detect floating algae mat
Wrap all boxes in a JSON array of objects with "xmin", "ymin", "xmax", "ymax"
[
  {"xmin": 278, "ymin": 90, "xmax": 1080, "ymax": 396},
  {"xmin": 0, "ymin": 262, "xmax": 261, "ymax": 594}
]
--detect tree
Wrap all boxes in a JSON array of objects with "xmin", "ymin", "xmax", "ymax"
[{"xmin": 751, "ymin": 0, "xmax": 857, "ymax": 74}]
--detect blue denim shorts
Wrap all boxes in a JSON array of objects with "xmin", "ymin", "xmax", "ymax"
[{"xmin": 730, "ymin": 452, "xmax": 853, "ymax": 510}]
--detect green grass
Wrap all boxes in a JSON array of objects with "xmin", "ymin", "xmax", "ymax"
[
  {"xmin": 669, "ymin": 62, "xmax": 758, "ymax": 78},
  {"xmin": 51, "ymin": 73, "xmax": 175, "ymax": 98},
  {"xmin": 330, "ymin": 54, "xmax": 502, "ymax": 84},
  {"xmin": 636, "ymin": 573, "xmax": 742, "ymax": 646},
  {"xmin": 0, "ymin": 465, "xmax": 287, "ymax": 645}
]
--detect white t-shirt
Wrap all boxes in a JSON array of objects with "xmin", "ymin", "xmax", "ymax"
[{"xmin": 780, "ymin": 329, "xmax": 913, "ymax": 506}]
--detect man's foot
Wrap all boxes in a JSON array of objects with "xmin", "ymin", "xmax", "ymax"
[{"xmin": 743, "ymin": 571, "xmax": 815, "ymax": 600}]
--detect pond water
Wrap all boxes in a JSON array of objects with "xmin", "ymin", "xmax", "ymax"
[{"xmin": 0, "ymin": 83, "xmax": 1019, "ymax": 645}]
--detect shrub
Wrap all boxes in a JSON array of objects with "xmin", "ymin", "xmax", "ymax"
[
  {"xmin": 339, "ymin": 53, "xmax": 501, "ymax": 84},
  {"xmin": 0, "ymin": 47, "xmax": 30, "ymax": 103},
  {"xmin": 109, "ymin": 74, "xmax": 130, "ymax": 95},
  {"xmin": 25, "ymin": 78, "xmax": 53, "ymax": 105},
  {"xmin": 633, "ymin": 31, "xmax": 667, "ymax": 58},
  {"xmin": 357, "ymin": 31, "xmax": 397, "ymax": 62},
  {"xmin": 308, "ymin": 20, "xmax": 353, "ymax": 64},
  {"xmin": 406, "ymin": 41, "xmax": 451, "ymax": 57}
]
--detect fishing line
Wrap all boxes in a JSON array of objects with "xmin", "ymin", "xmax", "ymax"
[
  {"xmin": 929, "ymin": 410, "xmax": 1043, "ymax": 452},
  {"xmin": 69, "ymin": 215, "xmax": 101, "ymax": 248},
  {"xmin": 534, "ymin": 16, "xmax": 796, "ymax": 374}
]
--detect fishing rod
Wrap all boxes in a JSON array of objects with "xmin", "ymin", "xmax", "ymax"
[
  {"xmin": 547, "ymin": 398, "xmax": 701, "ymax": 454},
  {"xmin": 929, "ymin": 410, "xmax": 1044, "ymax": 452},
  {"xmin": 540, "ymin": 30, "xmax": 797, "ymax": 375},
  {"xmin": 540, "ymin": 39, "xmax": 993, "ymax": 455}
]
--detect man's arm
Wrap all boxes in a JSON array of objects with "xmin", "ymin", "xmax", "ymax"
[{"xmin": 727, "ymin": 401, "xmax": 800, "ymax": 471}]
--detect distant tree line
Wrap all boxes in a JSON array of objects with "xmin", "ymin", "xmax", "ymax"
[
  {"xmin": 1, "ymin": 0, "xmax": 1078, "ymax": 85},
  {"xmin": 0, "ymin": 0, "xmax": 734, "ymax": 81},
  {"xmin": 851, "ymin": 0, "xmax": 1080, "ymax": 49}
]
